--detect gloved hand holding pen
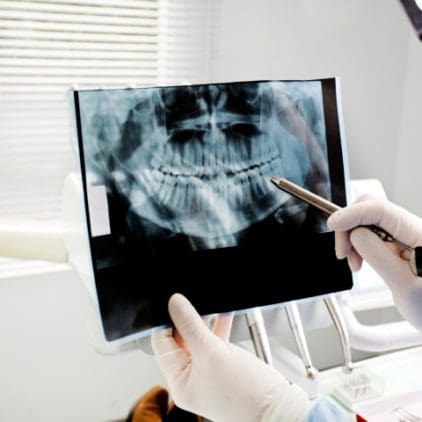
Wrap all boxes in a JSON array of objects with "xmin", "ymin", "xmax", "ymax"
[{"xmin": 327, "ymin": 196, "xmax": 422, "ymax": 331}]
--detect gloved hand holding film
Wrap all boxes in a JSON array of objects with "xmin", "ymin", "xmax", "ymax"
[
  {"xmin": 327, "ymin": 196, "xmax": 422, "ymax": 331},
  {"xmin": 151, "ymin": 294, "xmax": 310, "ymax": 422}
]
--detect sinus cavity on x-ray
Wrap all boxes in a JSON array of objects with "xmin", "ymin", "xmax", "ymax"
[{"xmin": 72, "ymin": 78, "xmax": 352, "ymax": 343}]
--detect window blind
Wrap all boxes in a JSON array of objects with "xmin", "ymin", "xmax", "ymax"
[
  {"xmin": 0, "ymin": 0, "xmax": 219, "ymax": 272},
  {"xmin": 158, "ymin": 0, "xmax": 220, "ymax": 85},
  {"xmin": 0, "ymin": 0, "xmax": 159, "ymax": 221}
]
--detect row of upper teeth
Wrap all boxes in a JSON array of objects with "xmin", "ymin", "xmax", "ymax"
[{"xmin": 152, "ymin": 150, "xmax": 281, "ymax": 179}]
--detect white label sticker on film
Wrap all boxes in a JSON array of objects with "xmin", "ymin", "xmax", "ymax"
[{"xmin": 87, "ymin": 185, "xmax": 111, "ymax": 237}]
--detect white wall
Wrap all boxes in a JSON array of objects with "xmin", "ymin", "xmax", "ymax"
[
  {"xmin": 0, "ymin": 268, "xmax": 165, "ymax": 422},
  {"xmin": 394, "ymin": 30, "xmax": 422, "ymax": 214},
  {"xmin": 214, "ymin": 0, "xmax": 421, "ymax": 211}
]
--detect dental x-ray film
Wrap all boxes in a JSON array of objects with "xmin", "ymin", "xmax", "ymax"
[{"xmin": 72, "ymin": 78, "xmax": 352, "ymax": 343}]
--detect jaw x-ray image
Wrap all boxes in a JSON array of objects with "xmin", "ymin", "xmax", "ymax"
[{"xmin": 72, "ymin": 78, "xmax": 352, "ymax": 343}]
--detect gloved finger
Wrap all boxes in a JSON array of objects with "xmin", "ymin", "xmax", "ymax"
[
  {"xmin": 346, "ymin": 247, "xmax": 363, "ymax": 272},
  {"xmin": 173, "ymin": 315, "xmax": 212, "ymax": 349},
  {"xmin": 327, "ymin": 193, "xmax": 383, "ymax": 235},
  {"xmin": 350, "ymin": 227, "xmax": 412, "ymax": 289},
  {"xmin": 151, "ymin": 327, "xmax": 191, "ymax": 383},
  {"xmin": 173, "ymin": 328, "xmax": 187, "ymax": 349},
  {"xmin": 151, "ymin": 327, "xmax": 180, "ymax": 355},
  {"xmin": 334, "ymin": 229, "xmax": 352, "ymax": 259},
  {"xmin": 168, "ymin": 293, "xmax": 213, "ymax": 354},
  {"xmin": 327, "ymin": 201, "xmax": 375, "ymax": 231},
  {"xmin": 150, "ymin": 325, "xmax": 207, "ymax": 371},
  {"xmin": 212, "ymin": 313, "xmax": 234, "ymax": 341},
  {"xmin": 328, "ymin": 200, "xmax": 421, "ymax": 247}
]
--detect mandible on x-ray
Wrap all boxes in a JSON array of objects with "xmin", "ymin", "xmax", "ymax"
[{"xmin": 86, "ymin": 82, "xmax": 330, "ymax": 249}]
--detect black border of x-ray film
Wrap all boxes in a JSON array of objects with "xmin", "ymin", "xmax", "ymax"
[{"xmin": 72, "ymin": 78, "xmax": 353, "ymax": 344}]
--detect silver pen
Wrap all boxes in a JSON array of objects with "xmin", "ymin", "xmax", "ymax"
[{"xmin": 271, "ymin": 177, "xmax": 421, "ymax": 277}]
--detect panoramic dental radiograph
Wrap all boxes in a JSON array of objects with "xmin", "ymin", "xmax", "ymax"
[{"xmin": 73, "ymin": 79, "xmax": 352, "ymax": 341}]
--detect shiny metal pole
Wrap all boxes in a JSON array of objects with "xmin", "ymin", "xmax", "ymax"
[
  {"xmin": 324, "ymin": 295, "xmax": 354, "ymax": 374},
  {"xmin": 285, "ymin": 302, "xmax": 319, "ymax": 380},
  {"xmin": 245, "ymin": 309, "xmax": 273, "ymax": 366}
]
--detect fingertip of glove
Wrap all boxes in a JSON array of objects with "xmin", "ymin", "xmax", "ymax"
[
  {"xmin": 335, "ymin": 250, "xmax": 347, "ymax": 260},
  {"xmin": 334, "ymin": 240, "xmax": 349, "ymax": 260},
  {"xmin": 168, "ymin": 293, "xmax": 202, "ymax": 334},
  {"xmin": 347, "ymin": 256, "xmax": 358, "ymax": 272},
  {"xmin": 347, "ymin": 252, "xmax": 363, "ymax": 272},
  {"xmin": 327, "ymin": 212, "xmax": 341, "ymax": 229},
  {"xmin": 168, "ymin": 293, "xmax": 186, "ymax": 310}
]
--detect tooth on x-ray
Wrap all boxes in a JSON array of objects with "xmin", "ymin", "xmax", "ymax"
[
  {"xmin": 73, "ymin": 78, "xmax": 352, "ymax": 342},
  {"xmin": 81, "ymin": 81, "xmax": 330, "ymax": 248}
]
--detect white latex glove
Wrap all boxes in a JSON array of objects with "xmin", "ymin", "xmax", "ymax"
[
  {"xmin": 327, "ymin": 196, "xmax": 422, "ymax": 331},
  {"xmin": 151, "ymin": 294, "xmax": 310, "ymax": 422}
]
